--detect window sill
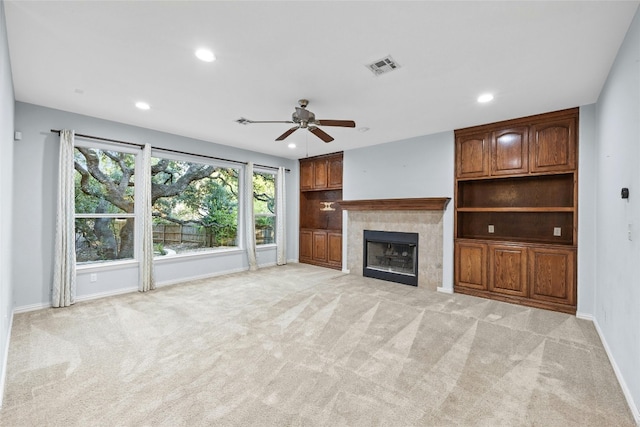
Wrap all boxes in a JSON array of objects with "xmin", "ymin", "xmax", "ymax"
[
  {"xmin": 76, "ymin": 259, "xmax": 139, "ymax": 273},
  {"xmin": 153, "ymin": 247, "xmax": 244, "ymax": 264}
]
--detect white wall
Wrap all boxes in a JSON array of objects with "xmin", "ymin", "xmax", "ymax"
[
  {"xmin": 577, "ymin": 104, "xmax": 597, "ymax": 317},
  {"xmin": 0, "ymin": 1, "xmax": 15, "ymax": 407},
  {"xmin": 12, "ymin": 102, "xmax": 299, "ymax": 310},
  {"xmin": 343, "ymin": 131, "xmax": 455, "ymax": 291},
  {"xmin": 594, "ymin": 6, "xmax": 640, "ymax": 421}
]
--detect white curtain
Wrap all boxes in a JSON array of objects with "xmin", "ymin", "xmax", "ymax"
[
  {"xmin": 139, "ymin": 144, "xmax": 155, "ymax": 292},
  {"xmin": 276, "ymin": 166, "xmax": 286, "ymax": 265},
  {"xmin": 52, "ymin": 130, "xmax": 76, "ymax": 308},
  {"xmin": 244, "ymin": 162, "xmax": 258, "ymax": 270}
]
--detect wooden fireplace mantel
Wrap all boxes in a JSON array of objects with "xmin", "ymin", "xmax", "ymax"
[{"xmin": 337, "ymin": 197, "xmax": 450, "ymax": 211}]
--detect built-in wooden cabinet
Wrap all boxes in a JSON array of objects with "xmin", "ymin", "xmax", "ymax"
[
  {"xmin": 299, "ymin": 152, "xmax": 343, "ymax": 270},
  {"xmin": 454, "ymin": 108, "xmax": 578, "ymax": 314}
]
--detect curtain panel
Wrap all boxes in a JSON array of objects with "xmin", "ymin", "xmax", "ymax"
[
  {"xmin": 244, "ymin": 162, "xmax": 258, "ymax": 270},
  {"xmin": 52, "ymin": 130, "xmax": 76, "ymax": 307},
  {"xmin": 276, "ymin": 166, "xmax": 286, "ymax": 265},
  {"xmin": 140, "ymin": 144, "xmax": 155, "ymax": 292}
]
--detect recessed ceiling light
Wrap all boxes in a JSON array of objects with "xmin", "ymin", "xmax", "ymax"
[
  {"xmin": 195, "ymin": 48, "xmax": 215, "ymax": 62},
  {"xmin": 287, "ymin": 143, "xmax": 296, "ymax": 149},
  {"xmin": 477, "ymin": 93, "xmax": 494, "ymax": 103},
  {"xmin": 135, "ymin": 101, "xmax": 150, "ymax": 110}
]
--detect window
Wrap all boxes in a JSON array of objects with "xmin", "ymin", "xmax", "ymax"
[
  {"xmin": 253, "ymin": 170, "xmax": 276, "ymax": 245},
  {"xmin": 74, "ymin": 145, "xmax": 137, "ymax": 264},
  {"xmin": 151, "ymin": 156, "xmax": 239, "ymax": 256}
]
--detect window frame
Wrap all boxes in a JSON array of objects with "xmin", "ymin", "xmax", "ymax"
[
  {"xmin": 253, "ymin": 168, "xmax": 277, "ymax": 247},
  {"xmin": 73, "ymin": 138, "xmax": 142, "ymax": 269},
  {"xmin": 150, "ymin": 149, "xmax": 242, "ymax": 259}
]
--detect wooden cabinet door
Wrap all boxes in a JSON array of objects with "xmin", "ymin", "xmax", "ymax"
[
  {"xmin": 327, "ymin": 155, "xmax": 343, "ymax": 189},
  {"xmin": 489, "ymin": 244, "xmax": 528, "ymax": 297},
  {"xmin": 327, "ymin": 232, "xmax": 342, "ymax": 267},
  {"xmin": 313, "ymin": 158, "xmax": 328, "ymax": 189},
  {"xmin": 528, "ymin": 247, "xmax": 575, "ymax": 306},
  {"xmin": 455, "ymin": 241, "xmax": 487, "ymax": 290},
  {"xmin": 530, "ymin": 117, "xmax": 576, "ymax": 173},
  {"xmin": 299, "ymin": 230, "xmax": 313, "ymax": 262},
  {"xmin": 312, "ymin": 230, "xmax": 328, "ymax": 263},
  {"xmin": 456, "ymin": 132, "xmax": 490, "ymax": 178},
  {"xmin": 300, "ymin": 160, "xmax": 314, "ymax": 190},
  {"xmin": 491, "ymin": 127, "xmax": 529, "ymax": 176}
]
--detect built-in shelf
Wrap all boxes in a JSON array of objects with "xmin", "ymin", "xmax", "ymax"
[{"xmin": 338, "ymin": 197, "xmax": 450, "ymax": 211}]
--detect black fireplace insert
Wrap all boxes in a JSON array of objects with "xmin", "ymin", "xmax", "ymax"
[{"xmin": 363, "ymin": 230, "xmax": 418, "ymax": 286}]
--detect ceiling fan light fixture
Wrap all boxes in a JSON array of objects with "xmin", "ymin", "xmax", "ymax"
[
  {"xmin": 135, "ymin": 101, "xmax": 150, "ymax": 110},
  {"xmin": 287, "ymin": 143, "xmax": 296, "ymax": 149}
]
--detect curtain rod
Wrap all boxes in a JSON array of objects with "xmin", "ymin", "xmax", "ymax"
[{"xmin": 50, "ymin": 129, "xmax": 290, "ymax": 172}]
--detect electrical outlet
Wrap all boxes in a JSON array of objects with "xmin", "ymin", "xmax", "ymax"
[
  {"xmin": 488, "ymin": 225, "xmax": 495, "ymax": 233},
  {"xmin": 90, "ymin": 273, "xmax": 97, "ymax": 282},
  {"xmin": 553, "ymin": 227, "xmax": 562, "ymax": 237}
]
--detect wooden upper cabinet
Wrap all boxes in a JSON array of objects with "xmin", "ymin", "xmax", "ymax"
[
  {"xmin": 491, "ymin": 127, "xmax": 529, "ymax": 176},
  {"xmin": 456, "ymin": 132, "xmax": 490, "ymax": 178},
  {"xmin": 530, "ymin": 117, "xmax": 576, "ymax": 173},
  {"xmin": 327, "ymin": 155, "xmax": 343, "ymax": 189},
  {"xmin": 313, "ymin": 158, "xmax": 329, "ymax": 189},
  {"xmin": 300, "ymin": 153, "xmax": 343, "ymax": 191},
  {"xmin": 300, "ymin": 161, "xmax": 314, "ymax": 190}
]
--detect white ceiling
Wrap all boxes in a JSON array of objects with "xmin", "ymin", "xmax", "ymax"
[{"xmin": 5, "ymin": 1, "xmax": 639, "ymax": 159}]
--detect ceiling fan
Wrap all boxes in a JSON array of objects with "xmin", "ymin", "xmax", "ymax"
[{"xmin": 236, "ymin": 99, "xmax": 356, "ymax": 143}]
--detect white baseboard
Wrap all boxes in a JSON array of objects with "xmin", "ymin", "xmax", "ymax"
[
  {"xmin": 342, "ymin": 268, "xmax": 350, "ymax": 274},
  {"xmin": 13, "ymin": 302, "xmax": 51, "ymax": 313},
  {"xmin": 592, "ymin": 317, "xmax": 640, "ymax": 425},
  {"xmin": 437, "ymin": 286, "xmax": 454, "ymax": 294},
  {"xmin": 0, "ymin": 309, "xmax": 14, "ymax": 408},
  {"xmin": 575, "ymin": 311, "xmax": 594, "ymax": 321},
  {"xmin": 155, "ymin": 266, "xmax": 249, "ymax": 288},
  {"xmin": 75, "ymin": 287, "xmax": 139, "ymax": 303}
]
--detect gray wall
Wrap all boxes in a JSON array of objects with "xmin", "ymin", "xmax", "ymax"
[
  {"xmin": 594, "ymin": 6, "xmax": 640, "ymax": 420},
  {"xmin": 343, "ymin": 131, "xmax": 455, "ymax": 291},
  {"xmin": 12, "ymin": 102, "xmax": 299, "ymax": 309},
  {"xmin": 0, "ymin": 1, "xmax": 15, "ymax": 407}
]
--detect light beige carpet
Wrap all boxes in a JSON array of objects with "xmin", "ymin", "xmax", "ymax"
[{"xmin": 0, "ymin": 264, "xmax": 634, "ymax": 426}]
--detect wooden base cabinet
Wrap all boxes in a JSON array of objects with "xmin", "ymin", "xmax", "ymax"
[
  {"xmin": 455, "ymin": 241, "xmax": 576, "ymax": 313},
  {"xmin": 300, "ymin": 229, "xmax": 341, "ymax": 269}
]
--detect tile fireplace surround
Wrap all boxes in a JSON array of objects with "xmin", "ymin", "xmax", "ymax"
[{"xmin": 338, "ymin": 198, "xmax": 450, "ymax": 291}]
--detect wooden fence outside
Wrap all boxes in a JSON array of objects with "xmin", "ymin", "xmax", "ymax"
[{"xmin": 153, "ymin": 224, "xmax": 215, "ymax": 246}]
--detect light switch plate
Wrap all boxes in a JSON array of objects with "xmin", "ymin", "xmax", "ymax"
[
  {"xmin": 553, "ymin": 227, "xmax": 562, "ymax": 236},
  {"xmin": 488, "ymin": 225, "xmax": 495, "ymax": 233}
]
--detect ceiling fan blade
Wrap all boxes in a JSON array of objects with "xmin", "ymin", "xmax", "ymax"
[
  {"xmin": 246, "ymin": 120, "xmax": 294, "ymax": 124},
  {"xmin": 275, "ymin": 126, "xmax": 299, "ymax": 141},
  {"xmin": 309, "ymin": 126, "xmax": 334, "ymax": 143},
  {"xmin": 315, "ymin": 119, "xmax": 356, "ymax": 128}
]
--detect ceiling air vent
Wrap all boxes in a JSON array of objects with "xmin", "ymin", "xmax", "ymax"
[{"xmin": 367, "ymin": 55, "xmax": 401, "ymax": 76}]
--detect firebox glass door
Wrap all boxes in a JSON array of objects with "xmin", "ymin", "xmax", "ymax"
[{"xmin": 366, "ymin": 242, "xmax": 416, "ymax": 276}]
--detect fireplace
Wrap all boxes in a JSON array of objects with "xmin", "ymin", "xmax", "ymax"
[{"xmin": 363, "ymin": 230, "xmax": 419, "ymax": 286}]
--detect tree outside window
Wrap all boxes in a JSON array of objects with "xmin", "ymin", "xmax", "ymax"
[
  {"xmin": 74, "ymin": 145, "xmax": 241, "ymax": 264},
  {"xmin": 253, "ymin": 171, "xmax": 275, "ymax": 245},
  {"xmin": 151, "ymin": 157, "xmax": 239, "ymax": 256},
  {"xmin": 74, "ymin": 146, "xmax": 136, "ymax": 263}
]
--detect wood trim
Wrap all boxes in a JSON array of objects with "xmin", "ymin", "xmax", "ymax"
[
  {"xmin": 337, "ymin": 197, "xmax": 450, "ymax": 211},
  {"xmin": 455, "ymin": 107, "xmax": 579, "ymax": 136}
]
